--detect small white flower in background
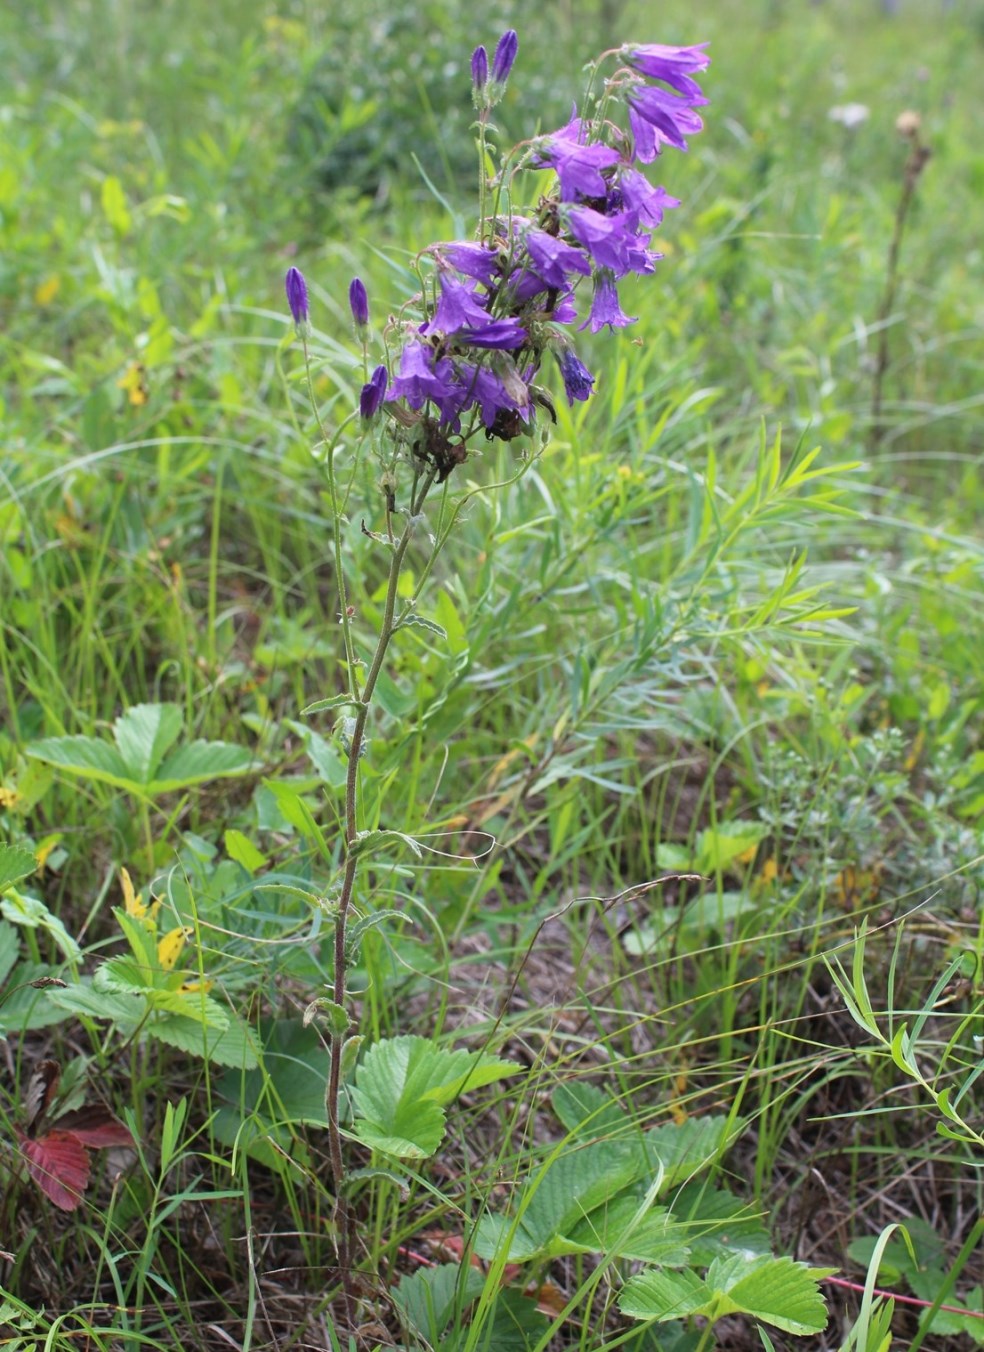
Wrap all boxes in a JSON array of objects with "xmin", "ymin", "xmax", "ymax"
[{"xmin": 828, "ymin": 102, "xmax": 871, "ymax": 130}]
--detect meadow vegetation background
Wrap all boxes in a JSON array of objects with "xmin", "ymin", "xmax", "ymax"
[{"xmin": 1, "ymin": 0, "xmax": 982, "ymax": 1348}]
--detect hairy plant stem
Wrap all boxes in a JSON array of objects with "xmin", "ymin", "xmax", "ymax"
[
  {"xmin": 870, "ymin": 131, "xmax": 931, "ymax": 450},
  {"xmin": 301, "ymin": 349, "xmax": 439, "ymax": 1284}
]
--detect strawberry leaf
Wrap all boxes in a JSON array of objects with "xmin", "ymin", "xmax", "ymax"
[{"xmin": 17, "ymin": 1128, "xmax": 91, "ymax": 1211}]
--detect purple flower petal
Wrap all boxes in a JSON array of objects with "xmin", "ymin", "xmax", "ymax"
[
  {"xmin": 360, "ymin": 364, "xmax": 388, "ymax": 418},
  {"xmin": 627, "ymin": 85, "xmax": 705, "ymax": 160},
  {"xmin": 533, "ymin": 136, "xmax": 622, "ymax": 202},
  {"xmin": 522, "ymin": 229, "xmax": 592, "ymax": 288},
  {"xmin": 439, "ymin": 242, "xmax": 502, "ymax": 286},
  {"xmin": 421, "ymin": 272, "xmax": 490, "ymax": 335},
  {"xmin": 556, "ymin": 347, "xmax": 595, "ymax": 404},
  {"xmin": 623, "ymin": 43, "xmax": 710, "ymax": 101},
  {"xmin": 566, "ymin": 206, "xmax": 656, "ymax": 278},
  {"xmin": 388, "ymin": 341, "xmax": 456, "ymax": 411},
  {"xmin": 456, "ymin": 319, "xmax": 528, "ymax": 350},
  {"xmin": 581, "ymin": 270, "xmax": 637, "ymax": 333}
]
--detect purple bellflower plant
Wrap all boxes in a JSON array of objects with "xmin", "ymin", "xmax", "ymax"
[{"xmin": 283, "ymin": 30, "xmax": 709, "ymax": 1294}]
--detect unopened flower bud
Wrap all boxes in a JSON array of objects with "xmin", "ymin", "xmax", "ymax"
[
  {"xmin": 349, "ymin": 277, "xmax": 369, "ymax": 328},
  {"xmin": 360, "ymin": 364, "xmax": 388, "ymax": 418},
  {"xmin": 491, "ymin": 29, "xmax": 518, "ymax": 85},
  {"xmin": 471, "ymin": 44, "xmax": 488, "ymax": 96},
  {"xmin": 285, "ymin": 266, "xmax": 309, "ymax": 329}
]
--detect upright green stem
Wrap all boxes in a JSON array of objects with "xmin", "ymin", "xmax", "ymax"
[{"xmin": 320, "ymin": 458, "xmax": 437, "ymax": 1283}]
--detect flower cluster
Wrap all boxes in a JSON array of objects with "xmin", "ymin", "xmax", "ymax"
[{"xmin": 286, "ymin": 34, "xmax": 708, "ymax": 485}]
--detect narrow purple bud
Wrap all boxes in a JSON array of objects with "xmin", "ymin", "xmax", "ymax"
[
  {"xmin": 491, "ymin": 30, "xmax": 518, "ymax": 85},
  {"xmin": 285, "ymin": 266, "xmax": 309, "ymax": 326},
  {"xmin": 360, "ymin": 364, "xmax": 388, "ymax": 419},
  {"xmin": 471, "ymin": 44, "xmax": 488, "ymax": 93},
  {"xmin": 349, "ymin": 277, "xmax": 369, "ymax": 328},
  {"xmin": 557, "ymin": 347, "xmax": 595, "ymax": 405}
]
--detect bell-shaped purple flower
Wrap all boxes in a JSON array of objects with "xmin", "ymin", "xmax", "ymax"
[
  {"xmin": 523, "ymin": 229, "xmax": 592, "ymax": 289},
  {"xmin": 533, "ymin": 135, "xmax": 622, "ymax": 202},
  {"xmin": 421, "ymin": 272, "xmax": 490, "ymax": 336},
  {"xmin": 567, "ymin": 206, "xmax": 656, "ymax": 278},
  {"xmin": 349, "ymin": 277, "xmax": 369, "ymax": 328},
  {"xmin": 438, "ymin": 242, "xmax": 502, "ymax": 287},
  {"xmin": 285, "ymin": 266, "xmax": 309, "ymax": 327},
  {"xmin": 617, "ymin": 170, "xmax": 679, "ymax": 228},
  {"xmin": 623, "ymin": 43, "xmax": 710, "ymax": 102},
  {"xmin": 581, "ymin": 269, "xmax": 636, "ymax": 333},
  {"xmin": 556, "ymin": 346, "xmax": 595, "ymax": 404},
  {"xmin": 626, "ymin": 85, "xmax": 706, "ymax": 160},
  {"xmin": 360, "ymin": 364, "xmax": 387, "ymax": 418},
  {"xmin": 457, "ymin": 318, "xmax": 527, "ymax": 350},
  {"xmin": 388, "ymin": 341, "xmax": 457, "ymax": 411}
]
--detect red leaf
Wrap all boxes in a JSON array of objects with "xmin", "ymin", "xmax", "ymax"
[
  {"xmin": 54, "ymin": 1106, "xmax": 134, "ymax": 1148},
  {"xmin": 16, "ymin": 1128, "xmax": 91, "ymax": 1211},
  {"xmin": 23, "ymin": 1059, "xmax": 61, "ymax": 1131}
]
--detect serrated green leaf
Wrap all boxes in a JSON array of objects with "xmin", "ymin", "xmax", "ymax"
[
  {"xmin": 567, "ymin": 1195, "xmax": 687, "ymax": 1264},
  {"xmin": 552, "ymin": 1081, "xmax": 628, "ymax": 1136},
  {"xmin": 26, "ymin": 735, "xmax": 134, "ymax": 791},
  {"xmin": 642, "ymin": 1115, "xmax": 737, "ymax": 1190},
  {"xmin": 620, "ymin": 1267, "xmax": 709, "ymax": 1321},
  {"xmin": 354, "ymin": 1104, "xmax": 446, "ymax": 1159},
  {"xmin": 392, "ymin": 1262, "xmax": 485, "ymax": 1342},
  {"xmin": 146, "ymin": 989, "xmax": 230, "ymax": 1029},
  {"xmin": 0, "ymin": 843, "xmax": 38, "ymax": 893},
  {"xmin": 151, "ymin": 740, "xmax": 254, "ymax": 792},
  {"xmin": 474, "ymin": 1141, "xmax": 641, "ymax": 1262},
  {"xmin": 147, "ymin": 1012, "xmax": 259, "ymax": 1067},
  {"xmin": 49, "ymin": 983, "xmax": 146, "ymax": 1024},
  {"xmin": 707, "ymin": 1254, "xmax": 830, "ymax": 1336},
  {"xmin": 351, "ymin": 1035, "xmax": 518, "ymax": 1159},
  {"xmin": 113, "ymin": 703, "xmax": 183, "ymax": 783}
]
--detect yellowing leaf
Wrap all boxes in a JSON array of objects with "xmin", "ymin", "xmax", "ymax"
[
  {"xmin": 101, "ymin": 174, "xmax": 132, "ymax": 235},
  {"xmin": 0, "ymin": 785, "xmax": 21, "ymax": 809},
  {"xmin": 117, "ymin": 362, "xmax": 148, "ymax": 406},
  {"xmin": 179, "ymin": 978, "xmax": 214, "ymax": 994},
  {"xmin": 34, "ymin": 275, "xmax": 61, "ymax": 306},
  {"xmin": 157, "ymin": 926, "xmax": 192, "ymax": 970},
  {"xmin": 120, "ymin": 867, "xmax": 160, "ymax": 924}
]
